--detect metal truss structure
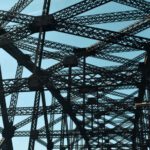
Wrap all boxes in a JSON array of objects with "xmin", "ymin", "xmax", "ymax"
[{"xmin": 0, "ymin": 0, "xmax": 150, "ymax": 149}]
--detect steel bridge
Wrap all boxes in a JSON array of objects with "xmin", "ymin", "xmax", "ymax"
[{"xmin": 0, "ymin": 0, "xmax": 150, "ymax": 149}]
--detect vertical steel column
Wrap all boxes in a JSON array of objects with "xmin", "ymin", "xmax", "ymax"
[
  {"xmin": 0, "ymin": 68, "xmax": 13, "ymax": 150},
  {"xmin": 83, "ymin": 53, "xmax": 86, "ymax": 129},
  {"xmin": 28, "ymin": 0, "xmax": 52, "ymax": 149},
  {"xmin": 67, "ymin": 65, "xmax": 73, "ymax": 150},
  {"xmin": 133, "ymin": 55, "xmax": 147, "ymax": 149},
  {"xmin": 41, "ymin": 91, "xmax": 53, "ymax": 149},
  {"xmin": 28, "ymin": 91, "xmax": 40, "ymax": 150},
  {"xmin": 144, "ymin": 51, "xmax": 150, "ymax": 149}
]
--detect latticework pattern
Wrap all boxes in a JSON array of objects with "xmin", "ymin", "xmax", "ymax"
[{"xmin": 0, "ymin": 0, "xmax": 150, "ymax": 149}]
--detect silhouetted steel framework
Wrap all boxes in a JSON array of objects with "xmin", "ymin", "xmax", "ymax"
[{"xmin": 0, "ymin": 0, "xmax": 150, "ymax": 149}]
